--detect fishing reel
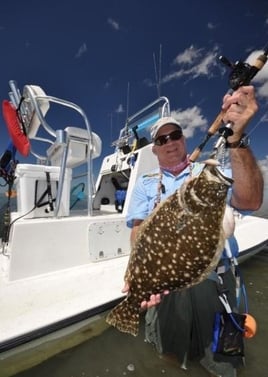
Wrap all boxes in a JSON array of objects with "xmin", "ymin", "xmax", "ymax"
[
  {"xmin": 214, "ymin": 52, "xmax": 267, "ymax": 155},
  {"xmin": 190, "ymin": 47, "xmax": 268, "ymax": 163},
  {"xmin": 219, "ymin": 56, "xmax": 254, "ymax": 90}
]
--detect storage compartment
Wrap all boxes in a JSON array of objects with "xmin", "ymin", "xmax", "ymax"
[{"xmin": 15, "ymin": 164, "xmax": 72, "ymax": 218}]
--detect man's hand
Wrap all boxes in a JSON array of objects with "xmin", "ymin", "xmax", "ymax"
[
  {"xmin": 141, "ymin": 293, "xmax": 163, "ymax": 310},
  {"xmin": 222, "ymin": 85, "xmax": 258, "ymax": 143},
  {"xmin": 122, "ymin": 282, "xmax": 169, "ymax": 310}
]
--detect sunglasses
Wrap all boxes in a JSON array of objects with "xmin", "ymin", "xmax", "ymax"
[{"xmin": 154, "ymin": 129, "xmax": 183, "ymax": 146}]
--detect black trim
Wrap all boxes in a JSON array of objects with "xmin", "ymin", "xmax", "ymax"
[{"xmin": 0, "ymin": 296, "xmax": 123, "ymax": 353}]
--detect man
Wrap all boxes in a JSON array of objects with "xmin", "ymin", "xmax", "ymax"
[{"xmin": 124, "ymin": 86, "xmax": 263, "ymax": 377}]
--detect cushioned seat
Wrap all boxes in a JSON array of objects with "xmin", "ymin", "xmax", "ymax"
[{"xmin": 47, "ymin": 126, "xmax": 102, "ymax": 168}]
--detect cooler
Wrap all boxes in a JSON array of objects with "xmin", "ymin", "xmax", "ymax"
[{"xmin": 15, "ymin": 164, "xmax": 72, "ymax": 218}]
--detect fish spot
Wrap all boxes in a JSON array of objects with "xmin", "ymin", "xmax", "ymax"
[
  {"xmin": 146, "ymin": 236, "xmax": 152, "ymax": 244},
  {"xmin": 135, "ymin": 266, "xmax": 140, "ymax": 274}
]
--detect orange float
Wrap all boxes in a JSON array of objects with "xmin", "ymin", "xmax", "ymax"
[
  {"xmin": 2, "ymin": 100, "xmax": 30, "ymax": 157},
  {"xmin": 243, "ymin": 313, "xmax": 257, "ymax": 338}
]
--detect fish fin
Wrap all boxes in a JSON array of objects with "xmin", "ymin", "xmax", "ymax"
[{"xmin": 106, "ymin": 299, "xmax": 140, "ymax": 336}]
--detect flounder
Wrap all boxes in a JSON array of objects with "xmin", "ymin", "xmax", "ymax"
[{"xmin": 106, "ymin": 162, "xmax": 233, "ymax": 336}]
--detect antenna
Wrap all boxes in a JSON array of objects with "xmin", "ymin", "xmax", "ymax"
[
  {"xmin": 153, "ymin": 44, "xmax": 162, "ymax": 98},
  {"xmin": 153, "ymin": 52, "xmax": 159, "ymax": 97},
  {"xmin": 126, "ymin": 81, "xmax": 130, "ymax": 121},
  {"xmin": 158, "ymin": 44, "xmax": 162, "ymax": 96},
  {"xmin": 109, "ymin": 112, "xmax": 113, "ymax": 145}
]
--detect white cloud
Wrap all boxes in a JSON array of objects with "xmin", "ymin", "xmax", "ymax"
[
  {"xmin": 171, "ymin": 105, "xmax": 208, "ymax": 138},
  {"xmin": 163, "ymin": 45, "xmax": 219, "ymax": 84},
  {"xmin": 192, "ymin": 53, "xmax": 218, "ymax": 77},
  {"xmin": 75, "ymin": 42, "xmax": 87, "ymax": 58},
  {"xmin": 258, "ymin": 80, "xmax": 268, "ymax": 98},
  {"xmin": 104, "ymin": 81, "xmax": 111, "ymax": 89},
  {"xmin": 162, "ymin": 69, "xmax": 186, "ymax": 83},
  {"xmin": 246, "ymin": 50, "xmax": 268, "ymax": 99},
  {"xmin": 104, "ymin": 78, "xmax": 113, "ymax": 89},
  {"xmin": 172, "ymin": 45, "xmax": 202, "ymax": 65},
  {"xmin": 115, "ymin": 104, "xmax": 124, "ymax": 113},
  {"xmin": 207, "ymin": 22, "xmax": 217, "ymax": 30},
  {"xmin": 258, "ymin": 156, "xmax": 268, "ymax": 187},
  {"xmin": 108, "ymin": 18, "xmax": 120, "ymax": 31}
]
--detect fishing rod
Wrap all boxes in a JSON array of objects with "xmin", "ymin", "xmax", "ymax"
[{"xmin": 189, "ymin": 46, "xmax": 268, "ymax": 162}]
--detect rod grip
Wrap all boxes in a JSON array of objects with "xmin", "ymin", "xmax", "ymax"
[
  {"xmin": 189, "ymin": 147, "xmax": 201, "ymax": 162},
  {"xmin": 189, "ymin": 109, "xmax": 226, "ymax": 162},
  {"xmin": 253, "ymin": 52, "xmax": 268, "ymax": 70},
  {"xmin": 207, "ymin": 109, "xmax": 226, "ymax": 135}
]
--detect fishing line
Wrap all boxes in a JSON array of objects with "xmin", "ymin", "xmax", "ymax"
[{"xmin": 247, "ymin": 106, "xmax": 268, "ymax": 138}]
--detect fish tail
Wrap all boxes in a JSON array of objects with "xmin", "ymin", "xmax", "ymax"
[{"xmin": 106, "ymin": 298, "xmax": 140, "ymax": 336}]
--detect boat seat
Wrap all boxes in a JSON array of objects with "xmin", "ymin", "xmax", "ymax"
[
  {"xmin": 22, "ymin": 85, "xmax": 51, "ymax": 139},
  {"xmin": 21, "ymin": 84, "xmax": 102, "ymax": 168},
  {"xmin": 47, "ymin": 126, "xmax": 102, "ymax": 168}
]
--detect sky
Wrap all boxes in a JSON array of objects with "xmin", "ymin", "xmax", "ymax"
[{"xmin": 0, "ymin": 0, "xmax": 268, "ymax": 197}]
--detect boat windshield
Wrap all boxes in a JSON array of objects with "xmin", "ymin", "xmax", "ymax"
[{"xmin": 112, "ymin": 96, "xmax": 170, "ymax": 152}]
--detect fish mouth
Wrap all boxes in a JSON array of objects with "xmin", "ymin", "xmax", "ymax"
[
  {"xmin": 202, "ymin": 158, "xmax": 233, "ymax": 186},
  {"xmin": 211, "ymin": 165, "xmax": 233, "ymax": 186}
]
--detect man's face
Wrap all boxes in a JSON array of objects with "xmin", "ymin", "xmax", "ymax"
[{"xmin": 152, "ymin": 124, "xmax": 187, "ymax": 166}]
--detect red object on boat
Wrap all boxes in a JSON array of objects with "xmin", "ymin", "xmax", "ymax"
[{"xmin": 2, "ymin": 100, "xmax": 30, "ymax": 157}]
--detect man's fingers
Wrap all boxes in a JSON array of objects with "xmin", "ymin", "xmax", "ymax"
[
  {"xmin": 140, "ymin": 291, "xmax": 170, "ymax": 309},
  {"xmin": 122, "ymin": 282, "xmax": 129, "ymax": 293}
]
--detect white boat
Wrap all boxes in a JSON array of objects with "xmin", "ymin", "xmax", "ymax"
[{"xmin": 0, "ymin": 81, "xmax": 267, "ymax": 358}]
